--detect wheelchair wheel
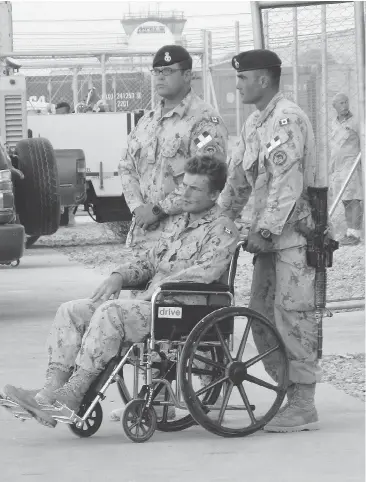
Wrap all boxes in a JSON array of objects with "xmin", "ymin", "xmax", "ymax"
[
  {"xmin": 68, "ymin": 402, "xmax": 103, "ymax": 438},
  {"xmin": 180, "ymin": 307, "xmax": 289, "ymax": 438},
  {"xmin": 117, "ymin": 346, "xmax": 223, "ymax": 433},
  {"xmin": 122, "ymin": 399, "xmax": 157, "ymax": 443}
]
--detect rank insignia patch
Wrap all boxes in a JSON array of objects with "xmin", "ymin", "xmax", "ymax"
[{"xmin": 265, "ymin": 136, "xmax": 281, "ymax": 154}]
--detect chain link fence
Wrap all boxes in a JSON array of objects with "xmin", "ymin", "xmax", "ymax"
[
  {"xmin": 21, "ymin": 53, "xmax": 204, "ymax": 115},
  {"xmin": 261, "ymin": 2, "xmax": 363, "ymax": 244}
]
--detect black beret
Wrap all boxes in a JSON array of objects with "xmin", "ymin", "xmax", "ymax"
[
  {"xmin": 153, "ymin": 45, "xmax": 192, "ymax": 68},
  {"xmin": 232, "ymin": 49, "xmax": 282, "ymax": 72}
]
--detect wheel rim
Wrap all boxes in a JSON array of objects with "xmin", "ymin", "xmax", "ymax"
[
  {"xmin": 117, "ymin": 346, "xmax": 223, "ymax": 431},
  {"xmin": 180, "ymin": 307, "xmax": 289, "ymax": 436},
  {"xmin": 69, "ymin": 402, "xmax": 103, "ymax": 437},
  {"xmin": 122, "ymin": 400, "xmax": 156, "ymax": 442}
]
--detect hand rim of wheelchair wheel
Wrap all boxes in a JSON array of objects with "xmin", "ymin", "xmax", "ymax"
[
  {"xmin": 179, "ymin": 306, "xmax": 289, "ymax": 438},
  {"xmin": 122, "ymin": 399, "xmax": 157, "ymax": 443},
  {"xmin": 116, "ymin": 346, "xmax": 224, "ymax": 433},
  {"xmin": 68, "ymin": 401, "xmax": 103, "ymax": 438}
]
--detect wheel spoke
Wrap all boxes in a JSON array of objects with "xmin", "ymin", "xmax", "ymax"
[
  {"xmin": 193, "ymin": 353, "xmax": 225, "ymax": 370},
  {"xmin": 245, "ymin": 344, "xmax": 280, "ymax": 368},
  {"xmin": 245, "ymin": 373, "xmax": 280, "ymax": 392},
  {"xmin": 214, "ymin": 325, "xmax": 233, "ymax": 362},
  {"xmin": 237, "ymin": 384, "xmax": 256, "ymax": 424},
  {"xmin": 217, "ymin": 381, "xmax": 233, "ymax": 425},
  {"xmin": 236, "ymin": 317, "xmax": 252, "ymax": 361},
  {"xmin": 192, "ymin": 367, "xmax": 218, "ymax": 377},
  {"xmin": 195, "ymin": 375, "xmax": 228, "ymax": 397},
  {"xmin": 129, "ymin": 420, "xmax": 139, "ymax": 431},
  {"xmin": 139, "ymin": 422, "xmax": 148, "ymax": 435}
]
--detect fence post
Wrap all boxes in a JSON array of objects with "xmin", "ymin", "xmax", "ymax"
[
  {"xmin": 72, "ymin": 67, "xmax": 78, "ymax": 111},
  {"xmin": 354, "ymin": 1, "xmax": 365, "ymax": 185},
  {"xmin": 100, "ymin": 53, "xmax": 106, "ymax": 103},
  {"xmin": 263, "ymin": 10, "xmax": 269, "ymax": 48},
  {"xmin": 250, "ymin": 2, "xmax": 264, "ymax": 49},
  {"xmin": 292, "ymin": 7, "xmax": 298, "ymax": 104},
  {"xmin": 319, "ymin": 4, "xmax": 328, "ymax": 187}
]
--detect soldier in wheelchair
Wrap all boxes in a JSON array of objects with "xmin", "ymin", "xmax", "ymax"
[{"xmin": 1, "ymin": 154, "xmax": 289, "ymax": 442}]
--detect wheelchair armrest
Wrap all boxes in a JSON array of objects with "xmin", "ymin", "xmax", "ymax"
[{"xmin": 158, "ymin": 282, "xmax": 230, "ymax": 293}]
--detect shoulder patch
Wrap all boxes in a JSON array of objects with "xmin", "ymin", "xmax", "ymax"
[
  {"xmin": 272, "ymin": 150, "xmax": 287, "ymax": 165},
  {"xmin": 211, "ymin": 116, "xmax": 219, "ymax": 124},
  {"xmin": 194, "ymin": 131, "xmax": 213, "ymax": 149},
  {"xmin": 279, "ymin": 118, "xmax": 290, "ymax": 126}
]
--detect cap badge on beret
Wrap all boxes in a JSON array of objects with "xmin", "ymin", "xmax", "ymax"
[
  {"xmin": 234, "ymin": 58, "xmax": 240, "ymax": 70},
  {"xmin": 164, "ymin": 52, "xmax": 172, "ymax": 63}
]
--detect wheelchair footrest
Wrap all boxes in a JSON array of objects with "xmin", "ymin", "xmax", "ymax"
[{"xmin": 0, "ymin": 396, "xmax": 33, "ymax": 421}]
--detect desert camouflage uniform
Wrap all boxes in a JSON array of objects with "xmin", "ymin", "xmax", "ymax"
[
  {"xmin": 47, "ymin": 205, "xmax": 239, "ymax": 374},
  {"xmin": 329, "ymin": 112, "xmax": 362, "ymax": 201},
  {"xmin": 119, "ymin": 89, "xmax": 228, "ymax": 252},
  {"xmin": 219, "ymin": 92, "xmax": 321, "ymax": 384}
]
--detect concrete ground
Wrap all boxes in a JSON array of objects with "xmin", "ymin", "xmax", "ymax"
[{"xmin": 0, "ymin": 245, "xmax": 364, "ymax": 482}]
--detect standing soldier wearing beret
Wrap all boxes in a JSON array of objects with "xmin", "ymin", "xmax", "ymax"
[
  {"xmin": 119, "ymin": 44, "xmax": 228, "ymax": 252},
  {"xmin": 219, "ymin": 49, "xmax": 321, "ymax": 433},
  {"xmin": 114, "ymin": 45, "xmax": 228, "ymax": 422}
]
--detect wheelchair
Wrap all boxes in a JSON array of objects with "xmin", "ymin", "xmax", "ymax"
[{"xmin": 2, "ymin": 241, "xmax": 289, "ymax": 442}]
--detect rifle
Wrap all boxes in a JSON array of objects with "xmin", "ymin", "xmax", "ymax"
[{"xmin": 306, "ymin": 187, "xmax": 339, "ymax": 359}]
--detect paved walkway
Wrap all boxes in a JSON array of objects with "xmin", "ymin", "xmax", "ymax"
[{"xmin": 0, "ymin": 247, "xmax": 364, "ymax": 482}]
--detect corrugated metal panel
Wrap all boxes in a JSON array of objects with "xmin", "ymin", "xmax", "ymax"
[{"xmin": 4, "ymin": 95, "xmax": 23, "ymax": 147}]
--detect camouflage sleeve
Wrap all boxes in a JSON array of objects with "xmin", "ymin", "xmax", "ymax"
[
  {"xmin": 260, "ymin": 114, "xmax": 307, "ymax": 235},
  {"xmin": 159, "ymin": 117, "xmax": 229, "ymax": 216},
  {"xmin": 189, "ymin": 116, "xmax": 228, "ymax": 160},
  {"xmin": 161, "ymin": 220, "xmax": 239, "ymax": 285},
  {"xmin": 112, "ymin": 255, "xmax": 155, "ymax": 287},
  {"xmin": 218, "ymin": 129, "xmax": 252, "ymax": 220},
  {"xmin": 118, "ymin": 130, "xmax": 144, "ymax": 213}
]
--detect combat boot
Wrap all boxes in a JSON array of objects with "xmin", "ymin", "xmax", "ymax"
[
  {"xmin": 264, "ymin": 383, "xmax": 319, "ymax": 433},
  {"xmin": 277, "ymin": 383, "xmax": 296, "ymax": 414},
  {"xmin": 35, "ymin": 365, "xmax": 72, "ymax": 403},
  {"xmin": 4, "ymin": 367, "xmax": 99, "ymax": 428}
]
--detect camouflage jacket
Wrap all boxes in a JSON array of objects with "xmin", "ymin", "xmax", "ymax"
[
  {"xmin": 219, "ymin": 92, "xmax": 317, "ymax": 247},
  {"xmin": 118, "ymin": 89, "xmax": 228, "ymax": 215},
  {"xmin": 329, "ymin": 112, "xmax": 362, "ymax": 200},
  {"xmin": 112, "ymin": 204, "xmax": 239, "ymax": 300}
]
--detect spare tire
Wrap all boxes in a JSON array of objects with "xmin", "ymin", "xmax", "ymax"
[{"xmin": 14, "ymin": 138, "xmax": 60, "ymax": 236}]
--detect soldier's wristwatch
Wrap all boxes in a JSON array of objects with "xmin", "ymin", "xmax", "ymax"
[{"xmin": 259, "ymin": 229, "xmax": 272, "ymax": 240}]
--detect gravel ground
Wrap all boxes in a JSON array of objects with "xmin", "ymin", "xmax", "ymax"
[
  {"xmin": 37, "ymin": 219, "xmax": 365, "ymax": 401},
  {"xmin": 320, "ymin": 354, "xmax": 365, "ymax": 402}
]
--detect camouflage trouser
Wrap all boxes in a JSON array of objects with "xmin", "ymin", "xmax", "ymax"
[
  {"xmin": 47, "ymin": 298, "xmax": 151, "ymax": 373},
  {"xmin": 248, "ymin": 247, "xmax": 322, "ymax": 385}
]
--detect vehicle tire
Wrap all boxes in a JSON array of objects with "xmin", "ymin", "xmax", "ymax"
[
  {"xmin": 25, "ymin": 235, "xmax": 40, "ymax": 248},
  {"xmin": 14, "ymin": 138, "xmax": 60, "ymax": 236}
]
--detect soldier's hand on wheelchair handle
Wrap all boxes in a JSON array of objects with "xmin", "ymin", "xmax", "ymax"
[
  {"xmin": 91, "ymin": 273, "xmax": 123, "ymax": 303},
  {"xmin": 245, "ymin": 231, "xmax": 274, "ymax": 254}
]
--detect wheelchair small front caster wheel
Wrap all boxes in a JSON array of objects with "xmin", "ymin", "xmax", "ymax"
[
  {"xmin": 68, "ymin": 402, "xmax": 103, "ymax": 438},
  {"xmin": 122, "ymin": 399, "xmax": 157, "ymax": 443}
]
